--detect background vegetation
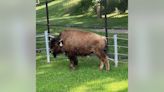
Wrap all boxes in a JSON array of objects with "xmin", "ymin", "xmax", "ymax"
[{"xmin": 36, "ymin": 0, "xmax": 128, "ymax": 31}]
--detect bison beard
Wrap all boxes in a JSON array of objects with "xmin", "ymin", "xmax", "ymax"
[{"xmin": 50, "ymin": 29, "xmax": 110, "ymax": 71}]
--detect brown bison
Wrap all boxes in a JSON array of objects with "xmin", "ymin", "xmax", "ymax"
[{"xmin": 50, "ymin": 29, "xmax": 110, "ymax": 71}]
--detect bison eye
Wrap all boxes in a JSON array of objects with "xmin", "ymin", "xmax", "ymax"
[{"xmin": 58, "ymin": 41, "xmax": 63, "ymax": 47}]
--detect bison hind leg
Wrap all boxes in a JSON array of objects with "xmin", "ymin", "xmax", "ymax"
[
  {"xmin": 104, "ymin": 56, "xmax": 110, "ymax": 71},
  {"xmin": 95, "ymin": 49, "xmax": 110, "ymax": 71},
  {"xmin": 99, "ymin": 61, "xmax": 104, "ymax": 70}
]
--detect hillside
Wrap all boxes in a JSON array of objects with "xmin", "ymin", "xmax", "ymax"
[{"xmin": 36, "ymin": 0, "xmax": 128, "ymax": 33}]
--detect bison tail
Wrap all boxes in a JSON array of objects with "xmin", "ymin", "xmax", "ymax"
[
  {"xmin": 102, "ymin": 36, "xmax": 108, "ymax": 53},
  {"xmin": 102, "ymin": 36, "xmax": 107, "ymax": 45}
]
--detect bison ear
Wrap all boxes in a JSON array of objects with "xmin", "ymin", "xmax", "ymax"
[{"xmin": 58, "ymin": 39, "xmax": 63, "ymax": 47}]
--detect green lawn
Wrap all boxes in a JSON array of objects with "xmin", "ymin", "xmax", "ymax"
[{"xmin": 37, "ymin": 53, "xmax": 128, "ymax": 92}]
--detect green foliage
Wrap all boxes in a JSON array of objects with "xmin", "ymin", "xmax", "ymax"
[
  {"xmin": 68, "ymin": 0, "xmax": 95, "ymax": 15},
  {"xmin": 117, "ymin": 0, "xmax": 128, "ymax": 13},
  {"xmin": 100, "ymin": 0, "xmax": 128, "ymax": 14}
]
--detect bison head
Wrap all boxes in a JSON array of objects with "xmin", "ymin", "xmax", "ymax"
[{"xmin": 49, "ymin": 37, "xmax": 63, "ymax": 58}]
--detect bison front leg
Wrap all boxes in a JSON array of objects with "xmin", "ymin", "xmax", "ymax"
[
  {"xmin": 95, "ymin": 51, "xmax": 104, "ymax": 71},
  {"xmin": 73, "ymin": 56, "xmax": 78, "ymax": 66},
  {"xmin": 68, "ymin": 56, "xmax": 78, "ymax": 70}
]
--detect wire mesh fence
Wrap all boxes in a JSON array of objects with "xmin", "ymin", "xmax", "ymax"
[{"xmin": 36, "ymin": 31, "xmax": 128, "ymax": 63}]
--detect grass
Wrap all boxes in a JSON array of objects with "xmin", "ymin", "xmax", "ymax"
[{"xmin": 37, "ymin": 52, "xmax": 128, "ymax": 92}]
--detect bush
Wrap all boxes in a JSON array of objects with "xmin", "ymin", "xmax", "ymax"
[
  {"xmin": 100, "ymin": 0, "xmax": 128, "ymax": 14},
  {"xmin": 69, "ymin": 0, "xmax": 94, "ymax": 15},
  {"xmin": 117, "ymin": 0, "xmax": 128, "ymax": 13}
]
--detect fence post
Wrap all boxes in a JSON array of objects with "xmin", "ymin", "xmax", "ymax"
[
  {"xmin": 45, "ymin": 0, "xmax": 50, "ymax": 34},
  {"xmin": 44, "ymin": 31, "xmax": 50, "ymax": 63},
  {"xmin": 104, "ymin": 0, "xmax": 108, "ymax": 53},
  {"xmin": 114, "ymin": 33, "xmax": 118, "ymax": 67}
]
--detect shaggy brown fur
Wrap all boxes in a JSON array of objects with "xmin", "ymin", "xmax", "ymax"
[{"xmin": 50, "ymin": 29, "xmax": 110, "ymax": 71}]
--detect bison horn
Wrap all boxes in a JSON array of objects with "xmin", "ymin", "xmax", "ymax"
[{"xmin": 49, "ymin": 35, "xmax": 55, "ymax": 39}]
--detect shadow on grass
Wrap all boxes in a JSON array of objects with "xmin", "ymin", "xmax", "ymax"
[
  {"xmin": 36, "ymin": 14, "xmax": 128, "ymax": 31},
  {"xmin": 36, "ymin": 53, "xmax": 128, "ymax": 92}
]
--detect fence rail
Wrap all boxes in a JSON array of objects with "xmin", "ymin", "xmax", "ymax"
[
  {"xmin": 108, "ymin": 53, "xmax": 128, "ymax": 56},
  {"xmin": 36, "ymin": 48, "xmax": 46, "ymax": 51},
  {"xmin": 36, "ymin": 23, "xmax": 128, "ymax": 30},
  {"xmin": 108, "ymin": 45, "xmax": 128, "ymax": 48}
]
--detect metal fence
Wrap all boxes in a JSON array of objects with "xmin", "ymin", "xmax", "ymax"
[{"xmin": 36, "ymin": 31, "xmax": 128, "ymax": 67}]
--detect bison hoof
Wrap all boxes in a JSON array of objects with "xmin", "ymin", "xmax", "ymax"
[
  {"xmin": 99, "ymin": 68, "xmax": 103, "ymax": 71},
  {"xmin": 106, "ymin": 68, "xmax": 110, "ymax": 71},
  {"xmin": 70, "ymin": 66, "xmax": 75, "ymax": 70},
  {"xmin": 99, "ymin": 64, "xmax": 104, "ymax": 70},
  {"xmin": 69, "ymin": 64, "xmax": 75, "ymax": 70},
  {"xmin": 99, "ymin": 68, "xmax": 110, "ymax": 71}
]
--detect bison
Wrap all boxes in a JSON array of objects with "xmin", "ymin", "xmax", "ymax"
[{"xmin": 50, "ymin": 29, "xmax": 110, "ymax": 71}]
